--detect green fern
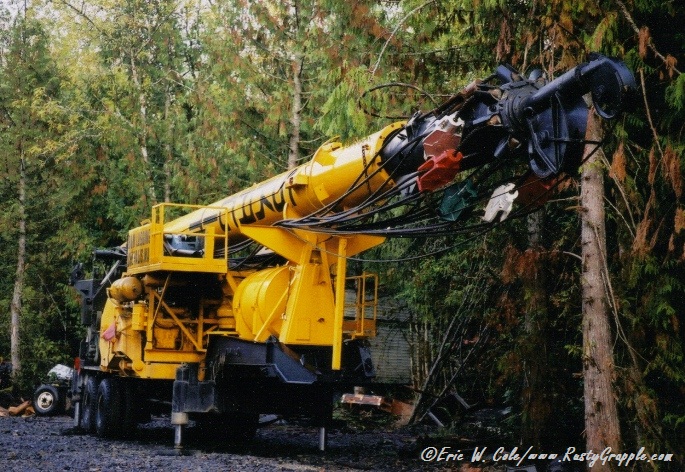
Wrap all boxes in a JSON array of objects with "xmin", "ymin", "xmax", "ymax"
[{"xmin": 665, "ymin": 74, "xmax": 685, "ymax": 111}]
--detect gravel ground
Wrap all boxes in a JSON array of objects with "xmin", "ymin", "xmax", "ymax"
[{"xmin": 0, "ymin": 414, "xmax": 465, "ymax": 472}]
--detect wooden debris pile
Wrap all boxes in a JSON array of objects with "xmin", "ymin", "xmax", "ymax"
[
  {"xmin": 341, "ymin": 392, "xmax": 414, "ymax": 425},
  {"xmin": 0, "ymin": 400, "xmax": 35, "ymax": 417}
]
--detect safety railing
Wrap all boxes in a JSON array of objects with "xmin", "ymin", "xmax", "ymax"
[
  {"xmin": 342, "ymin": 272, "xmax": 378, "ymax": 338},
  {"xmin": 127, "ymin": 203, "xmax": 228, "ymax": 275}
]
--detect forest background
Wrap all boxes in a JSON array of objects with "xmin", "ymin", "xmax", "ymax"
[{"xmin": 0, "ymin": 0, "xmax": 683, "ymax": 467}]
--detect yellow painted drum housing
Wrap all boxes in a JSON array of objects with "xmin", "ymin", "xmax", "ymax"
[
  {"xmin": 233, "ymin": 266, "xmax": 290, "ymax": 341},
  {"xmin": 109, "ymin": 276, "xmax": 143, "ymax": 303}
]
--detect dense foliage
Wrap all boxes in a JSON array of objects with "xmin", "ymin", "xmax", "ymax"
[{"xmin": 0, "ymin": 0, "xmax": 683, "ymax": 466}]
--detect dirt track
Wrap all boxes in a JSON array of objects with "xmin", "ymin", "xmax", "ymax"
[{"xmin": 0, "ymin": 414, "xmax": 456, "ymax": 471}]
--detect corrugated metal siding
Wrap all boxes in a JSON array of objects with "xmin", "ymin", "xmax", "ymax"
[
  {"xmin": 369, "ymin": 321, "xmax": 411, "ymax": 384},
  {"xmin": 345, "ymin": 290, "xmax": 412, "ymax": 384}
]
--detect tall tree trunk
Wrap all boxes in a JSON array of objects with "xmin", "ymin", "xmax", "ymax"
[
  {"xmin": 581, "ymin": 110, "xmax": 621, "ymax": 461},
  {"xmin": 521, "ymin": 208, "xmax": 550, "ymax": 447},
  {"xmin": 10, "ymin": 155, "xmax": 26, "ymax": 378},
  {"xmin": 130, "ymin": 52, "xmax": 158, "ymax": 205},
  {"xmin": 163, "ymin": 88, "xmax": 174, "ymax": 203},
  {"xmin": 287, "ymin": 54, "xmax": 303, "ymax": 170}
]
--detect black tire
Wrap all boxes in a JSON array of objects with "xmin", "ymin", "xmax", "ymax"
[
  {"xmin": 95, "ymin": 378, "xmax": 123, "ymax": 438},
  {"xmin": 33, "ymin": 384, "xmax": 62, "ymax": 416},
  {"xmin": 119, "ymin": 380, "xmax": 140, "ymax": 437},
  {"xmin": 80, "ymin": 376, "xmax": 98, "ymax": 432}
]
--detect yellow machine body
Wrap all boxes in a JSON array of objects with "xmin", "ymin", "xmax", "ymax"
[{"xmin": 96, "ymin": 124, "xmax": 402, "ymax": 381}]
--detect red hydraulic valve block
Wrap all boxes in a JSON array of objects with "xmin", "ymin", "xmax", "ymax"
[{"xmin": 417, "ymin": 149, "xmax": 463, "ymax": 193}]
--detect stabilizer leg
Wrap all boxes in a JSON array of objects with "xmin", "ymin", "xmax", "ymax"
[
  {"xmin": 318, "ymin": 425, "xmax": 328, "ymax": 452},
  {"xmin": 171, "ymin": 412, "xmax": 188, "ymax": 449}
]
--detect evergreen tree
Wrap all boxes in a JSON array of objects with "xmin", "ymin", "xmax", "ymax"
[
  {"xmin": 393, "ymin": 0, "xmax": 685, "ymax": 462},
  {"xmin": 0, "ymin": 11, "xmax": 79, "ymax": 385}
]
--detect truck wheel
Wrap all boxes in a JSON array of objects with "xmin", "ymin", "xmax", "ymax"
[
  {"xmin": 80, "ymin": 376, "xmax": 98, "ymax": 432},
  {"xmin": 33, "ymin": 385, "xmax": 62, "ymax": 416},
  {"xmin": 95, "ymin": 378, "xmax": 123, "ymax": 438},
  {"xmin": 119, "ymin": 380, "xmax": 140, "ymax": 437}
]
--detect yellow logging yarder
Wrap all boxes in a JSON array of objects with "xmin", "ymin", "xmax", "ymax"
[{"xmin": 69, "ymin": 55, "xmax": 636, "ymax": 449}]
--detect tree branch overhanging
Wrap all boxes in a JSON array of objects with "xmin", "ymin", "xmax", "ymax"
[{"xmin": 616, "ymin": 0, "xmax": 682, "ymax": 76}]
